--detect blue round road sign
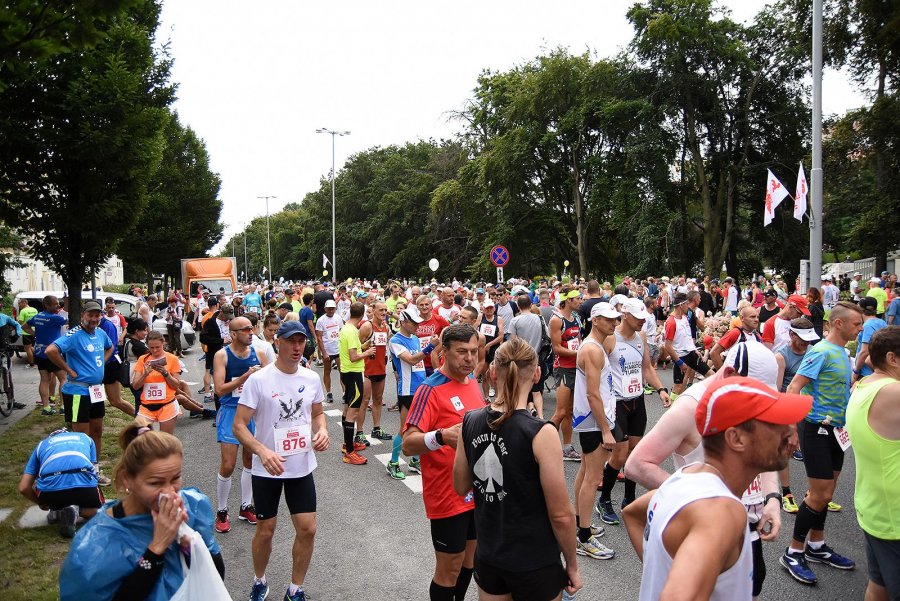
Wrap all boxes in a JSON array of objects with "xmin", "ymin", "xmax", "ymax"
[{"xmin": 490, "ymin": 245, "xmax": 509, "ymax": 267}]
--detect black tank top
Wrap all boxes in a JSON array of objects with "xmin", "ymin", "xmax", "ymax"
[
  {"xmin": 461, "ymin": 407, "xmax": 560, "ymax": 571},
  {"xmin": 480, "ymin": 313, "xmax": 499, "ymax": 344}
]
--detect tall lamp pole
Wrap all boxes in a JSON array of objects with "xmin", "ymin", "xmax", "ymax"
[
  {"xmin": 316, "ymin": 128, "xmax": 350, "ymax": 282},
  {"xmin": 257, "ymin": 196, "xmax": 276, "ymax": 280},
  {"xmin": 243, "ymin": 227, "xmax": 248, "ymax": 282},
  {"xmin": 808, "ymin": 0, "xmax": 823, "ymax": 290}
]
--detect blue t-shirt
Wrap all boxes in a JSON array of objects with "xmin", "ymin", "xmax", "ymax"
[
  {"xmin": 99, "ymin": 317, "xmax": 120, "ymax": 365},
  {"xmin": 243, "ymin": 292, "xmax": 262, "ymax": 312},
  {"xmin": 27, "ymin": 312, "xmax": 68, "ymax": 357},
  {"xmin": 797, "ymin": 339, "xmax": 852, "ymax": 426},
  {"xmin": 389, "ymin": 332, "xmax": 426, "ymax": 396},
  {"xmin": 0, "ymin": 313, "xmax": 22, "ymax": 337},
  {"xmin": 886, "ymin": 298, "xmax": 900, "ymax": 324},
  {"xmin": 53, "ymin": 327, "xmax": 113, "ymax": 396},
  {"xmin": 299, "ymin": 306, "xmax": 315, "ymax": 339},
  {"xmin": 857, "ymin": 317, "xmax": 887, "ymax": 377},
  {"xmin": 25, "ymin": 431, "xmax": 97, "ymax": 492}
]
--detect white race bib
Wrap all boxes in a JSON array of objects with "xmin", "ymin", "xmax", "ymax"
[
  {"xmin": 413, "ymin": 360, "xmax": 425, "ymax": 371},
  {"xmin": 274, "ymin": 424, "xmax": 311, "ymax": 456},
  {"xmin": 479, "ymin": 324, "xmax": 496, "ymax": 337},
  {"xmin": 834, "ymin": 426, "xmax": 852, "ymax": 451},
  {"xmin": 419, "ymin": 336, "xmax": 430, "ymax": 350},
  {"xmin": 566, "ymin": 338, "xmax": 580, "ymax": 352},
  {"xmin": 88, "ymin": 384, "xmax": 107, "ymax": 404},
  {"xmin": 328, "ymin": 329, "xmax": 340, "ymax": 341},
  {"xmin": 144, "ymin": 382, "xmax": 166, "ymax": 401},
  {"xmin": 627, "ymin": 377, "xmax": 642, "ymax": 396},
  {"xmin": 234, "ymin": 384, "xmax": 244, "ymax": 398},
  {"xmin": 450, "ymin": 395, "xmax": 464, "ymax": 411},
  {"xmin": 373, "ymin": 332, "xmax": 387, "ymax": 346}
]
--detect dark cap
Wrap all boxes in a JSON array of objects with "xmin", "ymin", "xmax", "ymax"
[
  {"xmin": 859, "ymin": 296, "xmax": 878, "ymax": 312},
  {"xmin": 278, "ymin": 302, "xmax": 293, "ymax": 311},
  {"xmin": 83, "ymin": 301, "xmax": 102, "ymax": 312},
  {"xmin": 276, "ymin": 321, "xmax": 308, "ymax": 339},
  {"xmin": 219, "ymin": 304, "xmax": 234, "ymax": 316},
  {"xmin": 764, "ymin": 288, "xmax": 777, "ymax": 297}
]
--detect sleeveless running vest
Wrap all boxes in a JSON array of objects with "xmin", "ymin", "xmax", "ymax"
[
  {"xmin": 610, "ymin": 329, "xmax": 645, "ymax": 400},
  {"xmin": 364, "ymin": 321, "xmax": 388, "ymax": 377},
  {"xmin": 777, "ymin": 346, "xmax": 806, "ymax": 393},
  {"xmin": 554, "ymin": 312, "xmax": 581, "ymax": 369},
  {"xmin": 219, "ymin": 345, "xmax": 260, "ymax": 407},
  {"xmin": 479, "ymin": 313, "xmax": 499, "ymax": 346},
  {"xmin": 573, "ymin": 337, "xmax": 615, "ymax": 432},
  {"xmin": 639, "ymin": 468, "xmax": 753, "ymax": 601}
]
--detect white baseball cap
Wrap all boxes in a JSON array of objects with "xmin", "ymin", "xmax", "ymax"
[
  {"xmin": 724, "ymin": 341, "xmax": 778, "ymax": 390},
  {"xmin": 324, "ymin": 300, "xmax": 337, "ymax": 308},
  {"xmin": 609, "ymin": 294, "xmax": 629, "ymax": 308},
  {"xmin": 590, "ymin": 302, "xmax": 621, "ymax": 319},
  {"xmin": 482, "ymin": 299, "xmax": 495, "ymax": 308},
  {"xmin": 870, "ymin": 277, "xmax": 882, "ymax": 284},
  {"xmin": 790, "ymin": 326, "xmax": 820, "ymax": 342},
  {"xmin": 621, "ymin": 298, "xmax": 650, "ymax": 320}
]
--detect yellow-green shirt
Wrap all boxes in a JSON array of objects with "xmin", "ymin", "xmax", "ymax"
[
  {"xmin": 867, "ymin": 286, "xmax": 888, "ymax": 314},
  {"xmin": 338, "ymin": 323, "xmax": 364, "ymax": 373}
]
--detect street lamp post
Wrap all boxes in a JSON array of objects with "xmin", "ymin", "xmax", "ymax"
[
  {"xmin": 243, "ymin": 228, "xmax": 248, "ymax": 282},
  {"xmin": 316, "ymin": 128, "xmax": 350, "ymax": 282},
  {"xmin": 257, "ymin": 196, "xmax": 276, "ymax": 281}
]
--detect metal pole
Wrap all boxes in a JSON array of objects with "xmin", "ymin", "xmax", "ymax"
[
  {"xmin": 331, "ymin": 134, "xmax": 336, "ymax": 283},
  {"xmin": 809, "ymin": 0, "xmax": 823, "ymax": 291},
  {"xmin": 258, "ymin": 196, "xmax": 276, "ymax": 280},
  {"xmin": 243, "ymin": 230, "xmax": 248, "ymax": 282}
]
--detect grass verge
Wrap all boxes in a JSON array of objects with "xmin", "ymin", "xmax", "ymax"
[{"xmin": 0, "ymin": 407, "xmax": 133, "ymax": 601}]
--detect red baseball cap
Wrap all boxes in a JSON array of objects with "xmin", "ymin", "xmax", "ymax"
[
  {"xmin": 695, "ymin": 376, "xmax": 812, "ymax": 437},
  {"xmin": 787, "ymin": 294, "xmax": 811, "ymax": 316}
]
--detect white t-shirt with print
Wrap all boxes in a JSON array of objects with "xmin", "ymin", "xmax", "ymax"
[
  {"xmin": 239, "ymin": 363, "xmax": 324, "ymax": 479},
  {"xmin": 315, "ymin": 314, "xmax": 344, "ymax": 355}
]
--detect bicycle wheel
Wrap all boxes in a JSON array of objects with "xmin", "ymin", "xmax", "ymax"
[{"xmin": 0, "ymin": 366, "xmax": 11, "ymax": 417}]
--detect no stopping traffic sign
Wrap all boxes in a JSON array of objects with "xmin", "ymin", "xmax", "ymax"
[{"xmin": 490, "ymin": 245, "xmax": 509, "ymax": 267}]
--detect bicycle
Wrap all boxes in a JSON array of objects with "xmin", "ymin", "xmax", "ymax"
[{"xmin": 0, "ymin": 343, "xmax": 16, "ymax": 417}]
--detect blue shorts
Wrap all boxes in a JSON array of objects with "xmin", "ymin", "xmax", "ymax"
[{"xmin": 216, "ymin": 404, "xmax": 254, "ymax": 445}]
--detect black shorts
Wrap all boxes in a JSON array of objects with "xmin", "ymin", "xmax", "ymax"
[
  {"xmin": 22, "ymin": 334, "xmax": 35, "ymax": 346},
  {"xmin": 102, "ymin": 361, "xmax": 120, "ymax": 385},
  {"xmin": 205, "ymin": 348, "xmax": 217, "ymax": 371},
  {"xmin": 36, "ymin": 486, "xmax": 104, "ymax": 510},
  {"xmin": 578, "ymin": 423, "xmax": 627, "ymax": 454},
  {"xmin": 531, "ymin": 362, "xmax": 549, "ymax": 394},
  {"xmin": 251, "ymin": 473, "xmax": 316, "ymax": 520},
  {"xmin": 801, "ymin": 421, "xmax": 845, "ymax": 479},
  {"xmin": 303, "ymin": 339, "xmax": 315, "ymax": 360},
  {"xmin": 365, "ymin": 373, "xmax": 386, "ymax": 383},
  {"xmin": 673, "ymin": 351, "xmax": 710, "ymax": 384},
  {"xmin": 340, "ymin": 372, "xmax": 364, "ymax": 408},
  {"xmin": 751, "ymin": 534, "xmax": 766, "ymax": 597},
  {"xmin": 865, "ymin": 531, "xmax": 900, "ymax": 594},
  {"xmin": 615, "ymin": 397, "xmax": 648, "ymax": 438},
  {"xmin": 553, "ymin": 367, "xmax": 576, "ymax": 389},
  {"xmin": 474, "ymin": 555, "xmax": 567, "ymax": 601},
  {"xmin": 430, "ymin": 510, "xmax": 476, "ymax": 554},
  {"xmin": 485, "ymin": 346, "xmax": 497, "ymax": 364},
  {"xmin": 36, "ymin": 356, "xmax": 61, "ymax": 372},
  {"xmin": 397, "ymin": 395, "xmax": 414, "ymax": 410},
  {"xmin": 62, "ymin": 392, "xmax": 105, "ymax": 423}
]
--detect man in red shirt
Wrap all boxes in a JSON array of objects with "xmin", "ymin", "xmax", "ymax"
[
  {"xmin": 403, "ymin": 324, "xmax": 484, "ymax": 601},
  {"xmin": 415, "ymin": 295, "xmax": 450, "ymax": 376},
  {"xmin": 709, "ymin": 305, "xmax": 761, "ymax": 369},
  {"xmin": 762, "ymin": 294, "xmax": 811, "ymax": 354}
]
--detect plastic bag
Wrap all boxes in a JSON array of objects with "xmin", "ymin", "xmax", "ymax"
[{"xmin": 170, "ymin": 523, "xmax": 232, "ymax": 601}]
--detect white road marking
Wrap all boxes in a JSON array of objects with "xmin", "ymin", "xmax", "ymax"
[{"xmin": 374, "ymin": 453, "xmax": 423, "ymax": 493}]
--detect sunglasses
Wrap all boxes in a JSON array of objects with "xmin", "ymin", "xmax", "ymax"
[{"xmin": 231, "ymin": 326, "xmax": 253, "ymax": 333}]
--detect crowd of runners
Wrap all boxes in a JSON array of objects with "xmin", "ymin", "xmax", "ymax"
[{"xmin": 8, "ymin": 270, "xmax": 900, "ymax": 600}]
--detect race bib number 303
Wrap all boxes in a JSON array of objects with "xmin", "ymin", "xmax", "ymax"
[
  {"xmin": 144, "ymin": 382, "xmax": 166, "ymax": 401},
  {"xmin": 274, "ymin": 424, "xmax": 311, "ymax": 456}
]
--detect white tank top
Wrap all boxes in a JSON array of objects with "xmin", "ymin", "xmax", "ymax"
[
  {"xmin": 610, "ymin": 329, "xmax": 645, "ymax": 400},
  {"xmin": 639, "ymin": 468, "xmax": 753, "ymax": 601},
  {"xmin": 572, "ymin": 337, "xmax": 615, "ymax": 432}
]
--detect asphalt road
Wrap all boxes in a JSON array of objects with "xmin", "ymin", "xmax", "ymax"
[{"xmin": 164, "ymin": 350, "xmax": 870, "ymax": 601}]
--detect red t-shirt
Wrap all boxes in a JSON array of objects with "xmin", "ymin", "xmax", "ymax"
[
  {"xmin": 415, "ymin": 314, "xmax": 450, "ymax": 369},
  {"xmin": 717, "ymin": 327, "xmax": 761, "ymax": 350},
  {"xmin": 404, "ymin": 371, "xmax": 484, "ymax": 519}
]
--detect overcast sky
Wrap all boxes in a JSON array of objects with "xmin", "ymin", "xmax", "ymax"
[{"xmin": 157, "ymin": 1, "xmax": 865, "ymax": 253}]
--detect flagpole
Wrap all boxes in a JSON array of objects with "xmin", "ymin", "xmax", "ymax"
[{"xmin": 809, "ymin": 0, "xmax": 823, "ymax": 290}]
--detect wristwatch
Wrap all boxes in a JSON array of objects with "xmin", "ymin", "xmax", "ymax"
[
  {"xmin": 764, "ymin": 493, "xmax": 782, "ymax": 505},
  {"xmin": 656, "ymin": 387, "xmax": 669, "ymax": 394},
  {"xmin": 435, "ymin": 429, "xmax": 445, "ymax": 446}
]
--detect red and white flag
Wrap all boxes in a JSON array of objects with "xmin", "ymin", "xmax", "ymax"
[
  {"xmin": 763, "ymin": 169, "xmax": 789, "ymax": 227},
  {"xmin": 794, "ymin": 164, "xmax": 808, "ymax": 221}
]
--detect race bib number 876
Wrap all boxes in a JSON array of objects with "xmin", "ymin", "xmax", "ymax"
[{"xmin": 274, "ymin": 424, "xmax": 311, "ymax": 456}]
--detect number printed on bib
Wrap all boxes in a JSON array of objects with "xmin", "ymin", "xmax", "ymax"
[
  {"xmin": 566, "ymin": 338, "xmax": 580, "ymax": 352},
  {"xmin": 144, "ymin": 382, "xmax": 166, "ymax": 401},
  {"xmin": 479, "ymin": 324, "xmax": 496, "ymax": 337},
  {"xmin": 88, "ymin": 384, "xmax": 107, "ymax": 404},
  {"xmin": 627, "ymin": 378, "xmax": 642, "ymax": 395},
  {"xmin": 373, "ymin": 332, "xmax": 387, "ymax": 346},
  {"xmin": 419, "ymin": 336, "xmax": 430, "ymax": 350},
  {"xmin": 834, "ymin": 426, "xmax": 852, "ymax": 451},
  {"xmin": 328, "ymin": 329, "xmax": 340, "ymax": 341},
  {"xmin": 274, "ymin": 424, "xmax": 311, "ymax": 456}
]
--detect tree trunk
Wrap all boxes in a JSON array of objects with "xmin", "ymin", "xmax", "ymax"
[
  {"xmin": 63, "ymin": 267, "xmax": 84, "ymax": 329},
  {"xmin": 572, "ymin": 142, "xmax": 588, "ymax": 278}
]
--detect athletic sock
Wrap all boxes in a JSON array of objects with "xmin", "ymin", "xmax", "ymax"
[
  {"xmin": 240, "ymin": 468, "xmax": 253, "ymax": 507},
  {"xmin": 288, "ymin": 582, "xmax": 301, "ymax": 595},
  {"xmin": 782, "ymin": 485, "xmax": 792, "ymax": 496},
  {"xmin": 623, "ymin": 477, "xmax": 637, "ymax": 501},
  {"xmin": 255, "ymin": 575, "xmax": 267, "ymax": 585},
  {"xmin": 216, "ymin": 473, "xmax": 232, "ymax": 511},
  {"xmin": 343, "ymin": 420, "xmax": 355, "ymax": 453},
  {"xmin": 429, "ymin": 580, "xmax": 455, "ymax": 601},
  {"xmin": 454, "ymin": 566, "xmax": 473, "ymax": 599},
  {"xmin": 791, "ymin": 501, "xmax": 825, "ymax": 551},
  {"xmin": 807, "ymin": 539, "xmax": 825, "ymax": 550},
  {"xmin": 599, "ymin": 463, "xmax": 619, "ymax": 503},
  {"xmin": 391, "ymin": 433, "xmax": 402, "ymax": 464},
  {"xmin": 577, "ymin": 526, "xmax": 592, "ymax": 543}
]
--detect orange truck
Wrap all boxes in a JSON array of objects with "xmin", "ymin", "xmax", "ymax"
[{"xmin": 181, "ymin": 257, "xmax": 238, "ymax": 297}]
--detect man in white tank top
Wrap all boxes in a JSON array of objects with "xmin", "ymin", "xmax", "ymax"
[{"xmin": 623, "ymin": 376, "xmax": 812, "ymax": 601}]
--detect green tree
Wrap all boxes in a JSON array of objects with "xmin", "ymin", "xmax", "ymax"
[{"xmin": 0, "ymin": 0, "xmax": 173, "ymax": 322}]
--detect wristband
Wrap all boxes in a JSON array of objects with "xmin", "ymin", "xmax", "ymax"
[
  {"xmin": 764, "ymin": 493, "xmax": 782, "ymax": 505},
  {"xmin": 656, "ymin": 387, "xmax": 668, "ymax": 394},
  {"xmin": 676, "ymin": 359, "xmax": 685, "ymax": 367},
  {"xmin": 423, "ymin": 344, "xmax": 435, "ymax": 355},
  {"xmin": 852, "ymin": 369, "xmax": 862, "ymax": 375},
  {"xmin": 424, "ymin": 430, "xmax": 444, "ymax": 451}
]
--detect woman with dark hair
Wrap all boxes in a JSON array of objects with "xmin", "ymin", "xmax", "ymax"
[
  {"xmin": 123, "ymin": 318, "xmax": 150, "ymax": 412},
  {"xmin": 453, "ymin": 338, "xmax": 582, "ymax": 601},
  {"xmin": 806, "ymin": 287, "xmax": 826, "ymax": 338}
]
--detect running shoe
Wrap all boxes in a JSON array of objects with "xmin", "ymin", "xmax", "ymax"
[
  {"xmin": 215, "ymin": 509, "xmax": 231, "ymax": 533},
  {"xmin": 643, "ymin": 384, "xmax": 654, "ymax": 395},
  {"xmin": 12, "ymin": 402, "xmax": 25, "ymax": 409},
  {"xmin": 408, "ymin": 457, "xmax": 422, "ymax": 474},
  {"xmin": 239, "ymin": 504, "xmax": 257, "ymax": 525},
  {"xmin": 590, "ymin": 523, "xmax": 606, "ymax": 538},
  {"xmin": 96, "ymin": 472, "xmax": 112, "ymax": 486},
  {"xmin": 617, "ymin": 471, "xmax": 624, "ymax": 481},
  {"xmin": 326, "ymin": 392, "xmax": 334, "ymax": 403},
  {"xmin": 782, "ymin": 494, "xmax": 799, "ymax": 514},
  {"xmin": 59, "ymin": 505, "xmax": 78, "ymax": 538},
  {"xmin": 46, "ymin": 509, "xmax": 60, "ymax": 524},
  {"xmin": 283, "ymin": 588, "xmax": 308, "ymax": 601},
  {"xmin": 780, "ymin": 548, "xmax": 817, "ymax": 584},
  {"xmin": 250, "ymin": 580, "xmax": 270, "ymax": 601},
  {"xmin": 576, "ymin": 536, "xmax": 615, "ymax": 560},
  {"xmin": 596, "ymin": 500, "xmax": 621, "ymax": 525},
  {"xmin": 387, "ymin": 404, "xmax": 399, "ymax": 412},
  {"xmin": 792, "ymin": 450, "xmax": 804, "ymax": 461},
  {"xmin": 197, "ymin": 387, "xmax": 207, "ymax": 394},
  {"xmin": 342, "ymin": 451, "xmax": 367, "ymax": 465},
  {"xmin": 354, "ymin": 432, "xmax": 371, "ymax": 447},
  {"xmin": 41, "ymin": 407, "xmax": 55, "ymax": 416},
  {"xmin": 827, "ymin": 501, "xmax": 842, "ymax": 512},
  {"xmin": 340, "ymin": 442, "xmax": 366, "ymax": 453},
  {"xmin": 204, "ymin": 394, "xmax": 214, "ymax": 404},
  {"xmin": 620, "ymin": 498, "xmax": 634, "ymax": 511},
  {"xmin": 562, "ymin": 446, "xmax": 582, "ymax": 462},
  {"xmin": 371, "ymin": 427, "xmax": 393, "ymax": 441},
  {"xmin": 386, "ymin": 461, "xmax": 406, "ymax": 480},
  {"xmin": 804, "ymin": 543, "xmax": 855, "ymax": 569},
  {"xmin": 669, "ymin": 393, "xmax": 679, "ymax": 404}
]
